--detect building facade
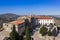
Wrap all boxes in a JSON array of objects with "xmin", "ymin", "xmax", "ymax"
[{"xmin": 35, "ymin": 16, "xmax": 54, "ymax": 25}]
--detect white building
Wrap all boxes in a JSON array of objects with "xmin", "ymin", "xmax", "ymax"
[{"xmin": 35, "ymin": 16, "xmax": 54, "ymax": 25}]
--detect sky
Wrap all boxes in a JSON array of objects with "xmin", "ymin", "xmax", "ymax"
[{"xmin": 0, "ymin": 0, "xmax": 60, "ymax": 15}]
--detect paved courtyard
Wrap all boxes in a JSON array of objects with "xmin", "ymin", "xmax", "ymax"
[{"xmin": 0, "ymin": 30, "xmax": 10, "ymax": 40}]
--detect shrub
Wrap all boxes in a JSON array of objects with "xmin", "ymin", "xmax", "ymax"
[
  {"xmin": 57, "ymin": 26, "xmax": 60, "ymax": 30},
  {"xmin": 48, "ymin": 30, "xmax": 52, "ymax": 36},
  {"xmin": 40, "ymin": 26, "xmax": 48, "ymax": 36}
]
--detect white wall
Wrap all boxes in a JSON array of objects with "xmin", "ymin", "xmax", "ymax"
[{"xmin": 38, "ymin": 19, "xmax": 54, "ymax": 25}]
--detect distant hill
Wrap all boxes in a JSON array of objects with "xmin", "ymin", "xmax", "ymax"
[
  {"xmin": 0, "ymin": 13, "xmax": 20, "ymax": 28},
  {"xmin": 50, "ymin": 15, "xmax": 60, "ymax": 20},
  {"xmin": 0, "ymin": 13, "xmax": 20, "ymax": 22},
  {"xmin": 50, "ymin": 15, "xmax": 60, "ymax": 25},
  {"xmin": 53, "ymin": 15, "xmax": 60, "ymax": 18}
]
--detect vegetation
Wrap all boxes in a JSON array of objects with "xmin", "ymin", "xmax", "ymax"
[
  {"xmin": 25, "ymin": 19, "xmax": 30, "ymax": 27},
  {"xmin": 3, "ymin": 37, "xmax": 11, "ymax": 40},
  {"xmin": 40, "ymin": 26, "xmax": 48, "ymax": 36},
  {"xmin": 57, "ymin": 26, "xmax": 60, "ymax": 30},
  {"xmin": 25, "ymin": 19, "xmax": 31, "ymax": 40},
  {"xmin": 40, "ymin": 24, "xmax": 57, "ymax": 36},
  {"xmin": 31, "ymin": 17, "xmax": 35, "ymax": 24},
  {"xmin": 25, "ymin": 26, "xmax": 31, "ymax": 40},
  {"xmin": 0, "ymin": 24, "xmax": 3, "ymax": 29},
  {"xmin": 48, "ymin": 30, "xmax": 52, "ymax": 36},
  {"xmin": 10, "ymin": 25, "xmax": 23, "ymax": 40},
  {"xmin": 31, "ymin": 17, "xmax": 36, "ymax": 28}
]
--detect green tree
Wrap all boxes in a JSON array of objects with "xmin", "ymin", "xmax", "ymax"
[
  {"xmin": 48, "ymin": 30, "xmax": 52, "ymax": 36},
  {"xmin": 31, "ymin": 17, "xmax": 35, "ymax": 24},
  {"xmin": 57, "ymin": 26, "xmax": 60, "ymax": 30},
  {"xmin": 25, "ymin": 26, "xmax": 31, "ymax": 40},
  {"xmin": 25, "ymin": 19, "xmax": 30, "ymax": 27},
  {"xmin": 0, "ymin": 24, "xmax": 3, "ymax": 29},
  {"xmin": 25, "ymin": 18, "xmax": 32, "ymax": 33},
  {"xmin": 31, "ymin": 17, "xmax": 35, "ymax": 28},
  {"xmin": 40, "ymin": 26, "xmax": 48, "ymax": 36},
  {"xmin": 10, "ymin": 25, "xmax": 23, "ymax": 40}
]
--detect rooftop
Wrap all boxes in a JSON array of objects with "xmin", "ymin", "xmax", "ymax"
[
  {"xmin": 10, "ymin": 20, "xmax": 24, "ymax": 25},
  {"xmin": 35, "ymin": 16, "xmax": 53, "ymax": 19}
]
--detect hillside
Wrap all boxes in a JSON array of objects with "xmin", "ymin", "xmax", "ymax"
[
  {"xmin": 0, "ymin": 13, "xmax": 20, "ymax": 28},
  {"xmin": 0, "ymin": 13, "xmax": 20, "ymax": 21},
  {"xmin": 51, "ymin": 16, "xmax": 60, "ymax": 25}
]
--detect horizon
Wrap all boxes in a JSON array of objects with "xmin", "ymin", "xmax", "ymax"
[{"xmin": 0, "ymin": 0, "xmax": 60, "ymax": 15}]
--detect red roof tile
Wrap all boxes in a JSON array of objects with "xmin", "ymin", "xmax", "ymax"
[
  {"xmin": 10, "ymin": 20, "xmax": 24, "ymax": 25},
  {"xmin": 35, "ymin": 16, "xmax": 53, "ymax": 19}
]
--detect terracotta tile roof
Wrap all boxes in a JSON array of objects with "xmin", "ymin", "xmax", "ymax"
[
  {"xmin": 35, "ymin": 16, "xmax": 53, "ymax": 19},
  {"xmin": 10, "ymin": 20, "xmax": 24, "ymax": 25}
]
